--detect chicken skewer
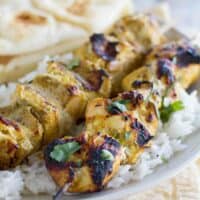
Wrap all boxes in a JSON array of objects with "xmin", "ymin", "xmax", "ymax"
[
  {"xmin": 0, "ymin": 15, "xmax": 164, "ymax": 169},
  {"xmin": 44, "ymin": 41, "xmax": 200, "ymax": 194},
  {"xmin": 73, "ymin": 15, "xmax": 164, "ymax": 95}
]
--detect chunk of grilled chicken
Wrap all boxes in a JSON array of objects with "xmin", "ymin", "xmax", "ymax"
[
  {"xmin": 122, "ymin": 42, "xmax": 200, "ymax": 106},
  {"xmin": 0, "ymin": 14, "xmax": 163, "ymax": 169},
  {"xmin": 0, "ymin": 104, "xmax": 44, "ymax": 168},
  {"xmin": 44, "ymin": 62, "xmax": 100, "ymax": 119},
  {"xmin": 73, "ymin": 15, "xmax": 164, "ymax": 95},
  {"xmin": 85, "ymin": 91, "xmax": 158, "ymax": 164},
  {"xmin": 44, "ymin": 134, "xmax": 121, "ymax": 193},
  {"xmin": 0, "ymin": 104, "xmax": 43, "ymax": 152},
  {"xmin": 0, "ymin": 115, "xmax": 35, "ymax": 169},
  {"xmin": 146, "ymin": 42, "xmax": 200, "ymax": 88}
]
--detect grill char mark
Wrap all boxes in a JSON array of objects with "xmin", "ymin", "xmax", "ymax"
[
  {"xmin": 87, "ymin": 136, "xmax": 120, "ymax": 187},
  {"xmin": 176, "ymin": 46, "xmax": 200, "ymax": 67},
  {"xmin": 121, "ymin": 91, "xmax": 144, "ymax": 106},
  {"xmin": 131, "ymin": 119, "xmax": 153, "ymax": 147},
  {"xmin": 0, "ymin": 116, "xmax": 20, "ymax": 131},
  {"xmin": 86, "ymin": 69, "xmax": 109, "ymax": 91},
  {"xmin": 157, "ymin": 59, "xmax": 175, "ymax": 85},
  {"xmin": 90, "ymin": 33, "xmax": 118, "ymax": 62},
  {"xmin": 132, "ymin": 80, "xmax": 153, "ymax": 89}
]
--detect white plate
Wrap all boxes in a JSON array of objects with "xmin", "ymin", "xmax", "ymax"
[{"xmin": 23, "ymin": 29, "xmax": 200, "ymax": 200}]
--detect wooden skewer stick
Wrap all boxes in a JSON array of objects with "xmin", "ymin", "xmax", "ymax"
[{"xmin": 53, "ymin": 183, "xmax": 69, "ymax": 200}]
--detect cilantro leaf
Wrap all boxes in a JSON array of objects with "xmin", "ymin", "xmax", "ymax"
[
  {"xmin": 118, "ymin": 99, "xmax": 131, "ymax": 104},
  {"xmin": 125, "ymin": 132, "xmax": 131, "ymax": 140},
  {"xmin": 107, "ymin": 101, "xmax": 127, "ymax": 114},
  {"xmin": 50, "ymin": 141, "xmax": 81, "ymax": 162},
  {"xmin": 67, "ymin": 58, "xmax": 80, "ymax": 70},
  {"xmin": 100, "ymin": 149, "xmax": 114, "ymax": 161},
  {"xmin": 159, "ymin": 100, "xmax": 184, "ymax": 123},
  {"xmin": 161, "ymin": 156, "xmax": 168, "ymax": 163}
]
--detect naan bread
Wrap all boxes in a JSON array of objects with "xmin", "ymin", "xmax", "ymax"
[
  {"xmin": 32, "ymin": 0, "xmax": 134, "ymax": 32},
  {"xmin": 0, "ymin": 0, "xmax": 133, "ymax": 82},
  {"xmin": 0, "ymin": 0, "xmax": 88, "ymax": 55}
]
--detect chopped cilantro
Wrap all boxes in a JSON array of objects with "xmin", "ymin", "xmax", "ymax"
[
  {"xmin": 50, "ymin": 141, "xmax": 81, "ymax": 162},
  {"xmin": 125, "ymin": 132, "xmax": 131, "ymax": 140},
  {"xmin": 107, "ymin": 101, "xmax": 127, "ymax": 114},
  {"xmin": 159, "ymin": 100, "xmax": 184, "ymax": 123},
  {"xmin": 76, "ymin": 160, "xmax": 82, "ymax": 167},
  {"xmin": 67, "ymin": 58, "xmax": 80, "ymax": 70},
  {"xmin": 161, "ymin": 156, "xmax": 168, "ymax": 163},
  {"xmin": 100, "ymin": 149, "xmax": 114, "ymax": 161},
  {"xmin": 118, "ymin": 99, "xmax": 131, "ymax": 104}
]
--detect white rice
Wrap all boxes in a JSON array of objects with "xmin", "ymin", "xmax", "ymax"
[
  {"xmin": 0, "ymin": 170, "xmax": 23, "ymax": 200},
  {"xmin": 0, "ymin": 56, "xmax": 199, "ymax": 200},
  {"xmin": 20, "ymin": 153, "xmax": 56, "ymax": 195}
]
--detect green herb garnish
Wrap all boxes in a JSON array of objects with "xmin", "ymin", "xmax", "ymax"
[
  {"xmin": 113, "ymin": 132, "xmax": 120, "ymax": 141},
  {"xmin": 67, "ymin": 58, "xmax": 80, "ymax": 70},
  {"xmin": 76, "ymin": 160, "xmax": 82, "ymax": 167},
  {"xmin": 50, "ymin": 141, "xmax": 81, "ymax": 162},
  {"xmin": 118, "ymin": 99, "xmax": 131, "ymax": 104},
  {"xmin": 125, "ymin": 132, "xmax": 131, "ymax": 140},
  {"xmin": 107, "ymin": 101, "xmax": 127, "ymax": 114},
  {"xmin": 100, "ymin": 149, "xmax": 114, "ymax": 161},
  {"xmin": 161, "ymin": 156, "xmax": 168, "ymax": 163},
  {"xmin": 159, "ymin": 100, "xmax": 184, "ymax": 123}
]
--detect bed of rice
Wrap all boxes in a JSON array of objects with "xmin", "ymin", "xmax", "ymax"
[{"xmin": 0, "ymin": 55, "xmax": 200, "ymax": 200}]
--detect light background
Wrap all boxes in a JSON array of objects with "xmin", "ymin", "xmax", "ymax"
[{"xmin": 134, "ymin": 0, "xmax": 200, "ymax": 36}]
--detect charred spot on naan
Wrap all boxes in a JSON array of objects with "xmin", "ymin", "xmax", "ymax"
[
  {"xmin": 0, "ymin": 56, "xmax": 14, "ymax": 65},
  {"xmin": 16, "ymin": 11, "xmax": 47, "ymax": 25},
  {"xmin": 66, "ymin": 0, "xmax": 90, "ymax": 16}
]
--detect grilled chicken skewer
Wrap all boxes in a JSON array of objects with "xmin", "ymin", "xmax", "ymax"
[
  {"xmin": 0, "ymin": 15, "xmax": 163, "ymax": 169},
  {"xmin": 73, "ymin": 15, "xmax": 164, "ymax": 95},
  {"xmin": 44, "ymin": 41, "xmax": 200, "ymax": 193}
]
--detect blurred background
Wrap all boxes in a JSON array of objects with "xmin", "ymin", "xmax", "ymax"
[{"xmin": 134, "ymin": 0, "xmax": 200, "ymax": 36}]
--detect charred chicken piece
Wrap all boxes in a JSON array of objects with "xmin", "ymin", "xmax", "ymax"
[
  {"xmin": 0, "ymin": 115, "xmax": 34, "ymax": 169},
  {"xmin": 0, "ymin": 104, "xmax": 43, "ymax": 152},
  {"xmin": 73, "ymin": 15, "xmax": 164, "ymax": 95},
  {"xmin": 146, "ymin": 42, "xmax": 200, "ymax": 89},
  {"xmin": 44, "ymin": 134, "xmax": 121, "ymax": 193},
  {"xmin": 85, "ymin": 91, "xmax": 158, "ymax": 164},
  {"xmin": 44, "ymin": 62, "xmax": 100, "ymax": 119},
  {"xmin": 122, "ymin": 42, "xmax": 200, "ymax": 111},
  {"xmin": 14, "ymin": 83, "xmax": 63, "ymax": 144}
]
